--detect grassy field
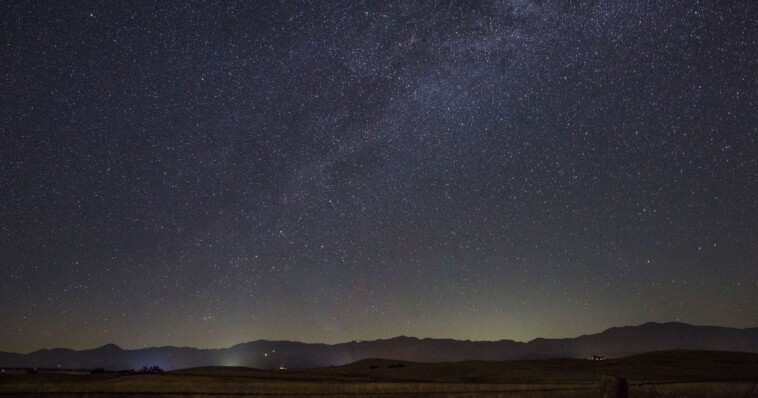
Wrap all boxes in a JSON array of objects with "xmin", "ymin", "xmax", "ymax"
[
  {"xmin": 0, "ymin": 375, "xmax": 597, "ymax": 397},
  {"xmin": 1, "ymin": 350, "xmax": 756, "ymax": 397},
  {"xmin": 631, "ymin": 381, "xmax": 757, "ymax": 398},
  {"xmin": 0, "ymin": 370, "xmax": 599, "ymax": 397}
]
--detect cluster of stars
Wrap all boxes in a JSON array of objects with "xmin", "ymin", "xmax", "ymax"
[{"xmin": 1, "ymin": 1, "xmax": 756, "ymax": 353}]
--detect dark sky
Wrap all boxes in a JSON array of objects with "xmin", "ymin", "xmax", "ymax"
[{"xmin": 1, "ymin": 1, "xmax": 757, "ymax": 353}]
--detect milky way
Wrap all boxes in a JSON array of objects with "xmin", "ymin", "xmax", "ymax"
[{"xmin": 1, "ymin": 1, "xmax": 757, "ymax": 353}]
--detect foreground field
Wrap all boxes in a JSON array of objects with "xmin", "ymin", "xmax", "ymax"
[
  {"xmin": 0, "ymin": 374, "xmax": 597, "ymax": 397},
  {"xmin": 1, "ymin": 350, "xmax": 756, "ymax": 397}
]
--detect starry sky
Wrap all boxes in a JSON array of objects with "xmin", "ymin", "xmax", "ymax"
[{"xmin": 1, "ymin": 1, "xmax": 757, "ymax": 354}]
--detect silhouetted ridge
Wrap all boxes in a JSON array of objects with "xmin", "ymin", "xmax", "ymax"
[
  {"xmin": 95, "ymin": 344, "xmax": 122, "ymax": 351},
  {"xmin": 1, "ymin": 322, "xmax": 756, "ymax": 370}
]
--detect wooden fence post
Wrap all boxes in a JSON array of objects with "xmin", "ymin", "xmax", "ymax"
[{"xmin": 601, "ymin": 375, "xmax": 628, "ymax": 398}]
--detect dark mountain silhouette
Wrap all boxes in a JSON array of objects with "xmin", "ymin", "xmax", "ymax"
[{"xmin": 1, "ymin": 322, "xmax": 756, "ymax": 370}]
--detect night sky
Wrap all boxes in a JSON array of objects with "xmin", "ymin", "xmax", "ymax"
[{"xmin": 2, "ymin": 1, "xmax": 757, "ymax": 354}]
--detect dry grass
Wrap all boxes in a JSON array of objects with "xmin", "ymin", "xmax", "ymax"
[
  {"xmin": 0, "ymin": 373, "xmax": 598, "ymax": 397},
  {"xmin": 1, "ymin": 350, "xmax": 756, "ymax": 397},
  {"xmin": 2, "ymin": 373, "xmax": 756, "ymax": 397},
  {"xmin": 630, "ymin": 381, "xmax": 758, "ymax": 398}
]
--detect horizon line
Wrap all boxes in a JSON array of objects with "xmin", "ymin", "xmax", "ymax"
[{"xmin": 6, "ymin": 321, "xmax": 756, "ymax": 355}]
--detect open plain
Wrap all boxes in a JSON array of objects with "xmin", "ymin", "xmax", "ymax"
[{"xmin": 1, "ymin": 350, "xmax": 756, "ymax": 397}]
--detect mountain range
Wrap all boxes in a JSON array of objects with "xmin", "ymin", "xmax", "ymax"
[{"xmin": 2, "ymin": 322, "xmax": 756, "ymax": 370}]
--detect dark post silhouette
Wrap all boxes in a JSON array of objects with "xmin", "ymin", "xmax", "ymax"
[{"xmin": 601, "ymin": 375, "xmax": 628, "ymax": 398}]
